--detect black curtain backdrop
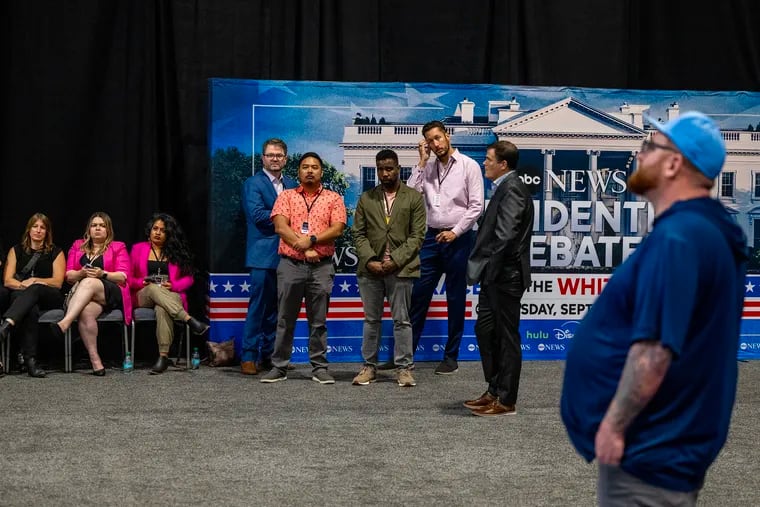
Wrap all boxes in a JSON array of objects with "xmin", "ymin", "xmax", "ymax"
[{"xmin": 2, "ymin": 0, "xmax": 759, "ymax": 313}]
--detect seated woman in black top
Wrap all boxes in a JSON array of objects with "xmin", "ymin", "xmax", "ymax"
[{"xmin": 0, "ymin": 213, "xmax": 65, "ymax": 378}]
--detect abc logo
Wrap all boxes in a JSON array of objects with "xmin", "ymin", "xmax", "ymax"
[
  {"xmin": 537, "ymin": 343, "xmax": 545, "ymax": 351},
  {"xmin": 741, "ymin": 343, "xmax": 748, "ymax": 350},
  {"xmin": 432, "ymin": 344, "xmax": 441, "ymax": 352},
  {"xmin": 519, "ymin": 174, "xmax": 541, "ymax": 185}
]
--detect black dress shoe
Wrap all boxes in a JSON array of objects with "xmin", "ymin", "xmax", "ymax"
[
  {"xmin": 26, "ymin": 357, "xmax": 47, "ymax": 378},
  {"xmin": 92, "ymin": 368, "xmax": 106, "ymax": 377},
  {"xmin": 434, "ymin": 359, "xmax": 459, "ymax": 375},
  {"xmin": 150, "ymin": 355, "xmax": 170, "ymax": 374},
  {"xmin": 187, "ymin": 317, "xmax": 210, "ymax": 336}
]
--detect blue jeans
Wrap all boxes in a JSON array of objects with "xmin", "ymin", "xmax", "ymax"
[{"xmin": 410, "ymin": 228, "xmax": 475, "ymax": 363}]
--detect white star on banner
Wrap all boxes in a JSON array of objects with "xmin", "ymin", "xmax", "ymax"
[
  {"xmin": 339, "ymin": 281, "xmax": 351, "ymax": 292},
  {"xmin": 223, "ymin": 281, "xmax": 234, "ymax": 292},
  {"xmin": 746, "ymin": 281, "xmax": 755, "ymax": 293},
  {"xmin": 209, "ymin": 281, "xmax": 217, "ymax": 292},
  {"xmin": 386, "ymin": 85, "xmax": 447, "ymax": 107},
  {"xmin": 258, "ymin": 82, "xmax": 296, "ymax": 96},
  {"xmin": 240, "ymin": 281, "xmax": 251, "ymax": 292}
]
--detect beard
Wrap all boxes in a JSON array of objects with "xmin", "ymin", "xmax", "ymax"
[
  {"xmin": 381, "ymin": 178, "xmax": 399, "ymax": 189},
  {"xmin": 627, "ymin": 165, "xmax": 658, "ymax": 195}
]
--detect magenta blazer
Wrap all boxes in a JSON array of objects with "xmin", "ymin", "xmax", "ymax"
[
  {"xmin": 66, "ymin": 239, "xmax": 133, "ymax": 324},
  {"xmin": 129, "ymin": 241, "xmax": 194, "ymax": 312}
]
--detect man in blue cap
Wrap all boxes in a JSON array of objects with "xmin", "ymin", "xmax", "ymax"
[{"xmin": 561, "ymin": 111, "xmax": 748, "ymax": 505}]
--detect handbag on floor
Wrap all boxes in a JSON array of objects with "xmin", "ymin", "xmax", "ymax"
[{"xmin": 207, "ymin": 338, "xmax": 235, "ymax": 367}]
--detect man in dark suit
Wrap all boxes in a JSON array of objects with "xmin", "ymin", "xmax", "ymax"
[
  {"xmin": 464, "ymin": 140, "xmax": 534, "ymax": 417},
  {"xmin": 240, "ymin": 138, "xmax": 297, "ymax": 375}
]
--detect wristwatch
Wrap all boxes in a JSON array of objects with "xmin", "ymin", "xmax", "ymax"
[{"xmin": 310, "ymin": 235, "xmax": 318, "ymax": 245}]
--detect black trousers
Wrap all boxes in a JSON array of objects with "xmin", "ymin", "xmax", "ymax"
[
  {"xmin": 5, "ymin": 284, "xmax": 63, "ymax": 358},
  {"xmin": 474, "ymin": 281, "xmax": 523, "ymax": 406},
  {"xmin": 0, "ymin": 285, "xmax": 9, "ymax": 315}
]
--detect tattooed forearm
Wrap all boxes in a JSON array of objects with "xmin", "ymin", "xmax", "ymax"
[{"xmin": 603, "ymin": 340, "xmax": 672, "ymax": 432}]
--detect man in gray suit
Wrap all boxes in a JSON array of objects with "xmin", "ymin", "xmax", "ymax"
[{"xmin": 464, "ymin": 140, "xmax": 534, "ymax": 417}]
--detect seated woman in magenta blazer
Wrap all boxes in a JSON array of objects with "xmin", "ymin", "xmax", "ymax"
[
  {"xmin": 52, "ymin": 212, "xmax": 131, "ymax": 376},
  {"xmin": 130, "ymin": 213, "xmax": 208, "ymax": 374}
]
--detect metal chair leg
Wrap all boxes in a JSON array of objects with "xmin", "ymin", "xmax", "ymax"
[
  {"xmin": 65, "ymin": 329, "xmax": 71, "ymax": 373},
  {"xmin": 186, "ymin": 324, "xmax": 191, "ymax": 370}
]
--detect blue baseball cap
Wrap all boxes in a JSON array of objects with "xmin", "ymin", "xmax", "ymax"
[{"xmin": 645, "ymin": 111, "xmax": 726, "ymax": 180}]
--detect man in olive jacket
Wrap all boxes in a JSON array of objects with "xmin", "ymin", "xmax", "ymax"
[{"xmin": 352, "ymin": 149, "xmax": 427, "ymax": 387}]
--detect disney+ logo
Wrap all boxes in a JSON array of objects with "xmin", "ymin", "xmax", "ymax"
[{"xmin": 553, "ymin": 321, "xmax": 580, "ymax": 340}]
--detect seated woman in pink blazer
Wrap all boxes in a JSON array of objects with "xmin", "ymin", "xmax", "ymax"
[
  {"xmin": 52, "ymin": 212, "xmax": 131, "ymax": 376},
  {"xmin": 130, "ymin": 213, "xmax": 208, "ymax": 374}
]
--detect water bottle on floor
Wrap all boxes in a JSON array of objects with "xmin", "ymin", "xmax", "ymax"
[
  {"xmin": 191, "ymin": 347, "xmax": 201, "ymax": 370},
  {"xmin": 123, "ymin": 352, "xmax": 134, "ymax": 373}
]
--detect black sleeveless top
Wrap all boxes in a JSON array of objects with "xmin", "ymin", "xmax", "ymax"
[
  {"xmin": 147, "ymin": 260, "xmax": 169, "ymax": 276},
  {"xmin": 13, "ymin": 244, "xmax": 63, "ymax": 279},
  {"xmin": 79, "ymin": 253, "xmax": 104, "ymax": 269}
]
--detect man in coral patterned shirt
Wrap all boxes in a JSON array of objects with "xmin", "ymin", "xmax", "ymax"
[{"xmin": 261, "ymin": 152, "xmax": 347, "ymax": 385}]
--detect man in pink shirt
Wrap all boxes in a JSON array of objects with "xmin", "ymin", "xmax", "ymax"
[
  {"xmin": 260, "ymin": 152, "xmax": 347, "ymax": 384},
  {"xmin": 404, "ymin": 120, "xmax": 484, "ymax": 374}
]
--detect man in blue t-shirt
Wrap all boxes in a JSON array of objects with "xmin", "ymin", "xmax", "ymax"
[{"xmin": 561, "ymin": 111, "xmax": 748, "ymax": 505}]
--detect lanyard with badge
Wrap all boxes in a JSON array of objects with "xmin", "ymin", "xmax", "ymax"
[
  {"xmin": 383, "ymin": 191, "xmax": 395, "ymax": 224},
  {"xmin": 300, "ymin": 188, "xmax": 323, "ymax": 234},
  {"xmin": 434, "ymin": 158, "xmax": 453, "ymax": 207}
]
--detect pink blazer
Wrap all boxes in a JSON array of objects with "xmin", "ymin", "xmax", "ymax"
[
  {"xmin": 66, "ymin": 239, "xmax": 133, "ymax": 324},
  {"xmin": 129, "ymin": 241, "xmax": 194, "ymax": 312}
]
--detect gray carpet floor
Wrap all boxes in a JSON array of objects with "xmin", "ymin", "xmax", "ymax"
[{"xmin": 1, "ymin": 359, "xmax": 758, "ymax": 506}]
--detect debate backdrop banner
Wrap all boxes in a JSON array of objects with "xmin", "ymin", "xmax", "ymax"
[{"xmin": 208, "ymin": 79, "xmax": 760, "ymax": 361}]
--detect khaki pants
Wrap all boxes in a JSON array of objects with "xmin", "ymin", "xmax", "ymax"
[{"xmin": 136, "ymin": 284, "xmax": 188, "ymax": 354}]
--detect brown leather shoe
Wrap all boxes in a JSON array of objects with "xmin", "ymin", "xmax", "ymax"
[
  {"xmin": 471, "ymin": 400, "xmax": 517, "ymax": 417},
  {"xmin": 463, "ymin": 391, "xmax": 496, "ymax": 409},
  {"xmin": 241, "ymin": 361, "xmax": 258, "ymax": 375}
]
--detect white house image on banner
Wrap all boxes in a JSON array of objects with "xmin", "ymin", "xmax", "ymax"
[{"xmin": 340, "ymin": 96, "xmax": 760, "ymax": 269}]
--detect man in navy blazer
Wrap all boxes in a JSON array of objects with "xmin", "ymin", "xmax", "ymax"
[
  {"xmin": 464, "ymin": 140, "xmax": 534, "ymax": 417},
  {"xmin": 241, "ymin": 138, "xmax": 297, "ymax": 375}
]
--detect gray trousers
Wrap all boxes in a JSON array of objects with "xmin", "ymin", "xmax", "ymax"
[
  {"xmin": 598, "ymin": 464, "xmax": 699, "ymax": 507},
  {"xmin": 271, "ymin": 257, "xmax": 335, "ymax": 372},
  {"xmin": 357, "ymin": 274, "xmax": 413, "ymax": 368},
  {"xmin": 136, "ymin": 284, "xmax": 188, "ymax": 354}
]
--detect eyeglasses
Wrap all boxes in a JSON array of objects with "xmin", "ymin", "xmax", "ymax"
[
  {"xmin": 640, "ymin": 139, "xmax": 678, "ymax": 154},
  {"xmin": 263, "ymin": 154, "xmax": 286, "ymax": 160}
]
